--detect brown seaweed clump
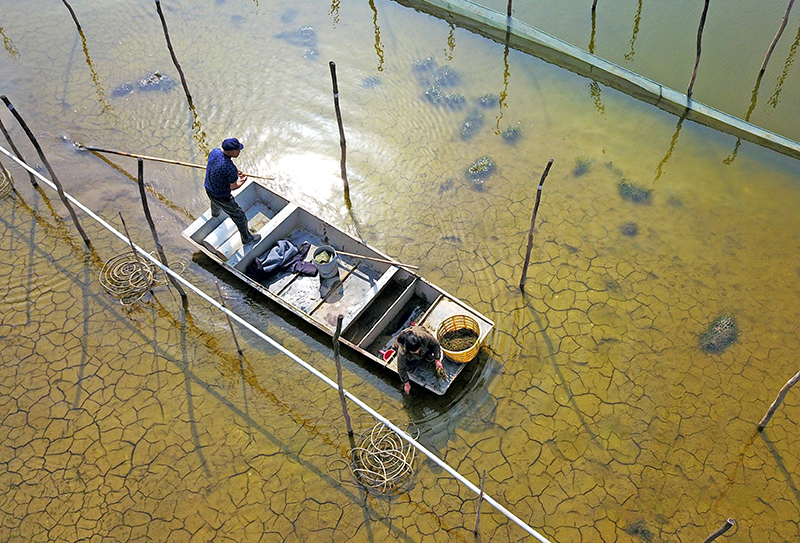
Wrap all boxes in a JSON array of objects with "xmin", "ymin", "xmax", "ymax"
[
  {"xmin": 699, "ymin": 315, "xmax": 739, "ymax": 354},
  {"xmin": 441, "ymin": 328, "xmax": 478, "ymax": 351}
]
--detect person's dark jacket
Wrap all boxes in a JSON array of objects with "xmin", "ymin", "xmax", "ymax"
[{"xmin": 393, "ymin": 325, "xmax": 440, "ymax": 384}]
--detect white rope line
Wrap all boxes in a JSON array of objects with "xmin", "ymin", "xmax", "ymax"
[{"xmin": 0, "ymin": 144, "xmax": 552, "ymax": 542}]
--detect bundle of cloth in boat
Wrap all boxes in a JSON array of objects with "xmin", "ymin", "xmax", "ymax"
[{"xmin": 246, "ymin": 239, "xmax": 318, "ymax": 279}]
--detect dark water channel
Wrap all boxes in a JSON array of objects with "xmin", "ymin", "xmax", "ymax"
[{"xmin": 0, "ymin": 1, "xmax": 799, "ymax": 542}]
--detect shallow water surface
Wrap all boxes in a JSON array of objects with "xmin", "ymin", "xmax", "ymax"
[{"xmin": 0, "ymin": 1, "xmax": 799, "ymax": 542}]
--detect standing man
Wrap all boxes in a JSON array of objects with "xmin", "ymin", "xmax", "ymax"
[{"xmin": 204, "ymin": 137, "xmax": 261, "ymax": 245}]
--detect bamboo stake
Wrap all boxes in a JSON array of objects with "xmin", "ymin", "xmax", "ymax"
[
  {"xmin": 592, "ymin": 0, "xmax": 598, "ymax": 11},
  {"xmin": 137, "ymin": 158, "xmax": 187, "ymax": 300},
  {"xmin": 0, "ymin": 113, "xmax": 37, "ymax": 187},
  {"xmin": 758, "ymin": 370, "xmax": 800, "ymax": 430},
  {"xmin": 519, "ymin": 158, "xmax": 553, "ymax": 289},
  {"xmin": 473, "ymin": 468, "xmax": 487, "ymax": 534},
  {"xmin": 687, "ymin": 0, "xmax": 711, "ymax": 98},
  {"xmin": 507, "ymin": 0, "xmax": 512, "ymax": 17},
  {"xmin": 155, "ymin": 0, "xmax": 192, "ymax": 103},
  {"xmin": 759, "ymin": 0, "xmax": 796, "ymax": 75},
  {"xmin": 1, "ymin": 95, "xmax": 92, "ymax": 247},
  {"xmin": 702, "ymin": 519, "xmax": 735, "ymax": 543},
  {"xmin": 60, "ymin": 0, "xmax": 82, "ymax": 30},
  {"xmin": 77, "ymin": 144, "xmax": 275, "ymax": 180},
  {"xmin": 333, "ymin": 314, "xmax": 354, "ymax": 436},
  {"xmin": 335, "ymin": 250, "xmax": 419, "ymax": 271},
  {"xmin": 328, "ymin": 61, "xmax": 351, "ymax": 206},
  {"xmin": 216, "ymin": 281, "xmax": 244, "ymax": 355},
  {"xmin": 118, "ymin": 212, "xmax": 149, "ymax": 284}
]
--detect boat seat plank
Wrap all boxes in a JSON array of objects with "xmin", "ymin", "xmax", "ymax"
[{"xmin": 203, "ymin": 202, "xmax": 272, "ymax": 260}]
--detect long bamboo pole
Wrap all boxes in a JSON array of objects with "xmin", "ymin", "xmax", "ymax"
[
  {"xmin": 687, "ymin": 0, "xmax": 711, "ymax": 98},
  {"xmin": 519, "ymin": 158, "xmax": 553, "ymax": 289},
  {"xmin": 759, "ymin": 0, "xmax": 796, "ymax": 75},
  {"xmin": 78, "ymin": 144, "xmax": 275, "ymax": 180},
  {"xmin": 335, "ymin": 250, "xmax": 419, "ymax": 271},
  {"xmin": 758, "ymin": 370, "xmax": 800, "ymax": 430},
  {"xmin": 1, "ymin": 95, "xmax": 92, "ymax": 247}
]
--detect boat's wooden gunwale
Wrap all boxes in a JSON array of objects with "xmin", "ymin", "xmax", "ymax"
[{"xmin": 182, "ymin": 180, "xmax": 494, "ymax": 395}]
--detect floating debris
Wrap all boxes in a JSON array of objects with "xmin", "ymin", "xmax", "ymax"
[
  {"xmin": 502, "ymin": 125, "xmax": 522, "ymax": 144},
  {"xmin": 460, "ymin": 109, "xmax": 484, "ymax": 140},
  {"xmin": 476, "ymin": 94, "xmax": 500, "ymax": 108},
  {"xmin": 620, "ymin": 221, "xmax": 638, "ymax": 236},
  {"xmin": 624, "ymin": 520, "xmax": 653, "ymax": 543},
  {"xmin": 112, "ymin": 71, "xmax": 176, "ymax": 97},
  {"xmin": 466, "ymin": 155, "xmax": 495, "ymax": 183},
  {"xmin": 699, "ymin": 315, "xmax": 739, "ymax": 354},
  {"xmin": 573, "ymin": 156, "xmax": 591, "ymax": 177},
  {"xmin": 618, "ymin": 180, "xmax": 652, "ymax": 204}
]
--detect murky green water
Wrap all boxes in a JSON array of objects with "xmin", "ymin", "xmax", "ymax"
[{"xmin": 1, "ymin": 1, "xmax": 799, "ymax": 542}]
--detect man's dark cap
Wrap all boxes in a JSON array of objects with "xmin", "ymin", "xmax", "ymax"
[{"xmin": 222, "ymin": 138, "xmax": 244, "ymax": 151}]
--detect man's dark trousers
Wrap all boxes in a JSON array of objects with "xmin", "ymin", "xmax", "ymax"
[{"xmin": 206, "ymin": 191, "xmax": 254, "ymax": 243}]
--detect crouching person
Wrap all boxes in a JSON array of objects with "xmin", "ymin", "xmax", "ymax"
[{"xmin": 394, "ymin": 325, "xmax": 443, "ymax": 394}]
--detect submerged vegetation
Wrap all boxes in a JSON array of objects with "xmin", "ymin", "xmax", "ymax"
[
  {"xmin": 573, "ymin": 156, "xmax": 591, "ymax": 176},
  {"xmin": 618, "ymin": 180, "xmax": 652, "ymax": 203},
  {"xmin": 700, "ymin": 315, "xmax": 739, "ymax": 354},
  {"xmin": 466, "ymin": 156, "xmax": 495, "ymax": 182}
]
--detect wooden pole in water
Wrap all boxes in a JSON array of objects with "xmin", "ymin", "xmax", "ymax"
[
  {"xmin": 758, "ymin": 370, "xmax": 800, "ymax": 430},
  {"xmin": 702, "ymin": 519, "xmax": 735, "ymax": 543},
  {"xmin": 118, "ymin": 212, "xmax": 149, "ymax": 281},
  {"xmin": 155, "ymin": 0, "xmax": 193, "ymax": 103},
  {"xmin": 759, "ymin": 0, "xmax": 796, "ymax": 75},
  {"xmin": 1, "ymin": 95, "xmax": 92, "ymax": 247},
  {"xmin": 0, "ymin": 113, "xmax": 38, "ymax": 187},
  {"xmin": 136, "ymin": 158, "xmax": 187, "ymax": 300},
  {"xmin": 687, "ymin": 0, "xmax": 711, "ymax": 98},
  {"xmin": 78, "ymin": 144, "xmax": 275, "ymax": 180},
  {"xmin": 328, "ymin": 61, "xmax": 352, "ymax": 206},
  {"xmin": 333, "ymin": 314, "xmax": 354, "ymax": 436},
  {"xmin": 216, "ymin": 281, "xmax": 244, "ymax": 355},
  {"xmin": 506, "ymin": 0, "xmax": 512, "ymax": 17},
  {"xmin": 519, "ymin": 158, "xmax": 553, "ymax": 289},
  {"xmin": 592, "ymin": 0, "xmax": 598, "ymax": 11},
  {"xmin": 473, "ymin": 468, "xmax": 487, "ymax": 534},
  {"xmin": 60, "ymin": 0, "xmax": 82, "ymax": 29}
]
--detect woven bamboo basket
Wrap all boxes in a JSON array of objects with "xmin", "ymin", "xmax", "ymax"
[{"xmin": 436, "ymin": 314, "xmax": 480, "ymax": 363}]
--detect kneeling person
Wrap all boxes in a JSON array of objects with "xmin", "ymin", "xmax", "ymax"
[{"xmin": 394, "ymin": 325, "xmax": 443, "ymax": 394}]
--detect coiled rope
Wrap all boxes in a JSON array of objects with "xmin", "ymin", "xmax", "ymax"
[{"xmin": 350, "ymin": 423, "xmax": 418, "ymax": 496}]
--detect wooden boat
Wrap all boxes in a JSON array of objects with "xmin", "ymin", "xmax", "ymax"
[{"xmin": 182, "ymin": 180, "xmax": 494, "ymax": 395}]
